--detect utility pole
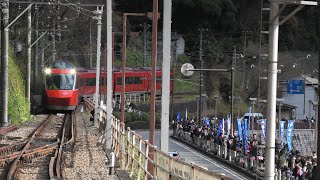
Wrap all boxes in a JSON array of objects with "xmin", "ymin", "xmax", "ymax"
[
  {"xmin": 93, "ymin": 7, "xmax": 103, "ymax": 127},
  {"xmin": 105, "ymin": 0, "xmax": 112, "ymax": 149},
  {"xmin": 231, "ymin": 46, "xmax": 236, "ymax": 135},
  {"xmin": 52, "ymin": 16, "xmax": 56, "ymax": 62},
  {"xmin": 27, "ymin": 2, "xmax": 32, "ymax": 108},
  {"xmin": 34, "ymin": 6, "xmax": 39, "ymax": 91},
  {"xmin": 143, "ymin": 22, "xmax": 147, "ymax": 67},
  {"xmin": 160, "ymin": 0, "xmax": 172, "ymax": 153},
  {"xmin": 121, "ymin": 13, "xmax": 127, "ymax": 124},
  {"xmin": 150, "ymin": 0, "xmax": 158, "ymax": 146},
  {"xmin": 1, "ymin": 0, "xmax": 9, "ymax": 126},
  {"xmin": 316, "ymin": 3, "xmax": 320, "ymax": 176},
  {"xmin": 198, "ymin": 29, "xmax": 203, "ymax": 126},
  {"xmin": 264, "ymin": 2, "xmax": 279, "ymax": 179},
  {"xmin": 242, "ymin": 31, "xmax": 247, "ymax": 87},
  {"xmin": 89, "ymin": 19, "xmax": 92, "ymax": 68}
]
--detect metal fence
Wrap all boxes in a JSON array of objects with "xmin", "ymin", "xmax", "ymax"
[{"xmin": 83, "ymin": 97, "xmax": 230, "ymax": 180}]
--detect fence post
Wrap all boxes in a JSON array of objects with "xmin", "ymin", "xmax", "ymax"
[
  {"xmin": 144, "ymin": 140, "xmax": 150, "ymax": 179},
  {"xmin": 137, "ymin": 139, "xmax": 142, "ymax": 179},
  {"xmin": 130, "ymin": 132, "xmax": 136, "ymax": 176},
  {"xmin": 126, "ymin": 128, "xmax": 131, "ymax": 170}
]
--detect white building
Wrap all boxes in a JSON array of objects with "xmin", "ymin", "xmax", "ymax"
[{"xmin": 283, "ymin": 75, "xmax": 318, "ymax": 120}]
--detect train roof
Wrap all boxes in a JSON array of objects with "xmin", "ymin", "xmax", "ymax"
[
  {"xmin": 47, "ymin": 60, "xmax": 75, "ymax": 70},
  {"xmin": 77, "ymin": 67, "xmax": 162, "ymax": 73}
]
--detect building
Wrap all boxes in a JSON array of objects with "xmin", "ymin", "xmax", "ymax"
[{"xmin": 282, "ymin": 75, "xmax": 318, "ymax": 120}]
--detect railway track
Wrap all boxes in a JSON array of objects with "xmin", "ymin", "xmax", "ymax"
[{"xmin": 0, "ymin": 113, "xmax": 75, "ymax": 180}]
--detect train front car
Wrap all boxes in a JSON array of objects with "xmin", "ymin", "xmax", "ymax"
[{"xmin": 44, "ymin": 61, "xmax": 78, "ymax": 111}]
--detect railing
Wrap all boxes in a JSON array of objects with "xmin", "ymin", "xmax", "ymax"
[
  {"xmin": 173, "ymin": 130, "xmax": 303, "ymax": 180},
  {"xmin": 83, "ymin": 97, "xmax": 230, "ymax": 180}
]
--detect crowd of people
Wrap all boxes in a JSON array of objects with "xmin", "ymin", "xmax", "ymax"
[{"xmin": 174, "ymin": 116, "xmax": 318, "ymax": 180}]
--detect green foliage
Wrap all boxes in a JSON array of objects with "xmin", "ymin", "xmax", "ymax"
[
  {"xmin": 177, "ymin": 54, "xmax": 190, "ymax": 64},
  {"xmin": 8, "ymin": 49, "xmax": 31, "ymax": 123}
]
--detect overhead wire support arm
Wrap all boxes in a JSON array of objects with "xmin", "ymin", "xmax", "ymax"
[
  {"xmin": 5, "ymin": 3, "xmax": 34, "ymax": 30},
  {"xmin": 187, "ymin": 68, "xmax": 232, "ymax": 72},
  {"xmin": 30, "ymin": 31, "xmax": 47, "ymax": 48},
  {"xmin": 279, "ymin": 5, "xmax": 305, "ymax": 25}
]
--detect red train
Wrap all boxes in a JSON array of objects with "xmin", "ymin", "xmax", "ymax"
[
  {"xmin": 44, "ymin": 63, "xmax": 172, "ymax": 111},
  {"xmin": 77, "ymin": 67, "xmax": 173, "ymax": 97},
  {"xmin": 44, "ymin": 61, "xmax": 78, "ymax": 110}
]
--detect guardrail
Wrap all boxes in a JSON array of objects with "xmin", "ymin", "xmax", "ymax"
[
  {"xmin": 173, "ymin": 130, "xmax": 298, "ymax": 180},
  {"xmin": 83, "ymin": 97, "xmax": 231, "ymax": 180}
]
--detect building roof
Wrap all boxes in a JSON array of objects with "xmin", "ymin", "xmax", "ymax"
[{"xmin": 301, "ymin": 75, "xmax": 318, "ymax": 85}]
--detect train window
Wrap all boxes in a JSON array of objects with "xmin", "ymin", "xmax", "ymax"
[
  {"xmin": 134, "ymin": 77, "xmax": 142, "ymax": 84},
  {"xmin": 117, "ymin": 77, "xmax": 122, "ymax": 85},
  {"xmin": 156, "ymin": 76, "xmax": 162, "ymax": 83},
  {"xmin": 126, "ymin": 77, "xmax": 133, "ymax": 84},
  {"xmin": 86, "ymin": 78, "xmax": 96, "ymax": 86},
  {"xmin": 46, "ymin": 74, "xmax": 75, "ymax": 90}
]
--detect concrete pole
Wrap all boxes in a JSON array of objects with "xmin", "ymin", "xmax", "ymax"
[
  {"xmin": 27, "ymin": 4, "xmax": 32, "ymax": 108},
  {"xmin": 94, "ymin": 7, "xmax": 103, "ymax": 127},
  {"xmin": 41, "ymin": 42, "xmax": 45, "ymax": 70},
  {"xmin": 278, "ymin": 102, "xmax": 282, "ymax": 143},
  {"xmin": 121, "ymin": 14, "xmax": 127, "ymax": 124},
  {"xmin": 143, "ymin": 22, "xmax": 147, "ymax": 67},
  {"xmin": 264, "ymin": 2, "xmax": 279, "ymax": 180},
  {"xmin": 160, "ymin": 0, "xmax": 172, "ymax": 153},
  {"xmin": 52, "ymin": 17, "xmax": 56, "ymax": 62},
  {"xmin": 34, "ymin": 7, "xmax": 39, "ymax": 90},
  {"xmin": 316, "ymin": 4, "xmax": 320, "ymax": 175},
  {"xmin": 252, "ymin": 101, "xmax": 255, "ymax": 134},
  {"xmin": 105, "ymin": 0, "xmax": 112, "ymax": 149},
  {"xmin": 231, "ymin": 46, "xmax": 236, "ymax": 135},
  {"xmin": 150, "ymin": 0, "xmax": 158, "ymax": 146},
  {"xmin": 1, "ymin": 0, "xmax": 9, "ymax": 126},
  {"xmin": 89, "ymin": 19, "xmax": 92, "ymax": 68},
  {"xmin": 198, "ymin": 30, "xmax": 203, "ymax": 126}
]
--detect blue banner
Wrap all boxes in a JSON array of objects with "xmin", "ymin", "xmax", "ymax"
[
  {"xmin": 280, "ymin": 121, "xmax": 285, "ymax": 145},
  {"xmin": 287, "ymin": 120, "xmax": 295, "ymax": 151},
  {"xmin": 227, "ymin": 118, "xmax": 231, "ymax": 136},
  {"xmin": 260, "ymin": 119, "xmax": 267, "ymax": 140},
  {"xmin": 237, "ymin": 119, "xmax": 242, "ymax": 141},
  {"xmin": 247, "ymin": 107, "xmax": 252, "ymax": 138},
  {"xmin": 177, "ymin": 112, "xmax": 181, "ymax": 122},
  {"xmin": 242, "ymin": 119, "xmax": 248, "ymax": 151},
  {"xmin": 216, "ymin": 119, "xmax": 224, "ymax": 140},
  {"xmin": 205, "ymin": 117, "xmax": 210, "ymax": 127}
]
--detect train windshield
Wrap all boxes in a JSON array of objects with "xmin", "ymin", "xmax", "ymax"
[{"xmin": 46, "ymin": 74, "xmax": 75, "ymax": 90}]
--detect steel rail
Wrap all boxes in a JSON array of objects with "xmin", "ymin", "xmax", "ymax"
[
  {"xmin": 7, "ymin": 114, "xmax": 54, "ymax": 180},
  {"xmin": 0, "ymin": 125, "xmax": 17, "ymax": 134},
  {"xmin": 49, "ymin": 112, "xmax": 74, "ymax": 179}
]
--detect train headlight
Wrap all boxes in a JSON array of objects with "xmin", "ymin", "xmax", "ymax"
[
  {"xmin": 70, "ymin": 68, "xmax": 76, "ymax": 74},
  {"xmin": 45, "ymin": 68, "xmax": 51, "ymax": 74}
]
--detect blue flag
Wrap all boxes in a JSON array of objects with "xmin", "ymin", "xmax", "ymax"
[
  {"xmin": 287, "ymin": 120, "xmax": 295, "ymax": 151},
  {"xmin": 260, "ymin": 119, "xmax": 267, "ymax": 140},
  {"xmin": 205, "ymin": 117, "xmax": 210, "ymax": 127},
  {"xmin": 237, "ymin": 119, "xmax": 242, "ymax": 141},
  {"xmin": 216, "ymin": 119, "xmax": 224, "ymax": 140},
  {"xmin": 280, "ymin": 121, "xmax": 285, "ymax": 145},
  {"xmin": 242, "ymin": 119, "xmax": 248, "ymax": 152},
  {"xmin": 247, "ymin": 107, "xmax": 252, "ymax": 138},
  {"xmin": 177, "ymin": 112, "xmax": 181, "ymax": 122}
]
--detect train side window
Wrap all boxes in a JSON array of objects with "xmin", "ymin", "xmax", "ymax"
[
  {"xmin": 126, "ymin": 77, "xmax": 134, "ymax": 84},
  {"xmin": 117, "ymin": 77, "xmax": 122, "ymax": 85},
  {"xmin": 86, "ymin": 78, "xmax": 96, "ymax": 86},
  {"xmin": 134, "ymin": 77, "xmax": 142, "ymax": 84},
  {"xmin": 156, "ymin": 76, "xmax": 162, "ymax": 83}
]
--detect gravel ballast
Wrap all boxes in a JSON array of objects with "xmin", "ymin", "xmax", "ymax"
[{"xmin": 62, "ymin": 110, "xmax": 119, "ymax": 180}]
